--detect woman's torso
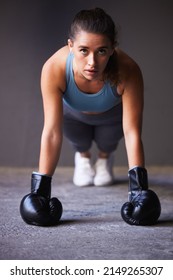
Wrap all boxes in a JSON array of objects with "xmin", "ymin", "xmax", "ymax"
[{"xmin": 63, "ymin": 52, "xmax": 122, "ymax": 113}]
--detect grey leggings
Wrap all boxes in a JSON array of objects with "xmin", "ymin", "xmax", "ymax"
[{"xmin": 63, "ymin": 102, "xmax": 124, "ymax": 153}]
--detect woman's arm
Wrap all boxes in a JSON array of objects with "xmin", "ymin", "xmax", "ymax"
[
  {"xmin": 38, "ymin": 49, "xmax": 67, "ymax": 176},
  {"xmin": 120, "ymin": 57, "xmax": 161, "ymax": 226},
  {"xmin": 20, "ymin": 49, "xmax": 68, "ymax": 226},
  {"xmin": 122, "ymin": 60, "xmax": 145, "ymax": 169}
]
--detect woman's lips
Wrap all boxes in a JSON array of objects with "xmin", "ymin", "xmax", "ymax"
[{"xmin": 84, "ymin": 69, "xmax": 98, "ymax": 75}]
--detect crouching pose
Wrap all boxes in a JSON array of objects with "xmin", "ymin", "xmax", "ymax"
[{"xmin": 20, "ymin": 7, "xmax": 161, "ymax": 226}]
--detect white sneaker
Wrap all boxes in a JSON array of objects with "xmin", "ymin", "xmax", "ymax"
[
  {"xmin": 73, "ymin": 152, "xmax": 95, "ymax": 187},
  {"xmin": 94, "ymin": 157, "xmax": 114, "ymax": 186}
]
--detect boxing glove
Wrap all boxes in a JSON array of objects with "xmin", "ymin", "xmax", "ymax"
[
  {"xmin": 20, "ymin": 172, "xmax": 63, "ymax": 226},
  {"xmin": 121, "ymin": 166, "xmax": 161, "ymax": 226}
]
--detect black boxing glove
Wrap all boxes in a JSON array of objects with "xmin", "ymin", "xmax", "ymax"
[
  {"xmin": 121, "ymin": 166, "xmax": 161, "ymax": 226},
  {"xmin": 20, "ymin": 172, "xmax": 63, "ymax": 226}
]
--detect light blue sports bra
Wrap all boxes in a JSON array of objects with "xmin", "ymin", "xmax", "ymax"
[{"xmin": 63, "ymin": 52, "xmax": 121, "ymax": 112}]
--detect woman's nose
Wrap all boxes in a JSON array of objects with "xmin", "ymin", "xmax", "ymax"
[{"xmin": 88, "ymin": 54, "xmax": 96, "ymax": 66}]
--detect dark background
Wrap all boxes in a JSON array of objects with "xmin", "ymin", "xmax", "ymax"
[{"xmin": 0, "ymin": 0, "xmax": 173, "ymax": 168}]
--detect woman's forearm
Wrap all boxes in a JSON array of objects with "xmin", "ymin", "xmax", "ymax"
[
  {"xmin": 124, "ymin": 133, "xmax": 145, "ymax": 169},
  {"xmin": 38, "ymin": 129, "xmax": 63, "ymax": 176}
]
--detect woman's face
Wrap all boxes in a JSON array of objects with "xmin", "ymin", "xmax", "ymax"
[{"xmin": 68, "ymin": 31, "xmax": 114, "ymax": 81}]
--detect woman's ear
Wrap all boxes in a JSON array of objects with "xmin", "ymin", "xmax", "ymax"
[{"xmin": 68, "ymin": 39, "xmax": 73, "ymax": 52}]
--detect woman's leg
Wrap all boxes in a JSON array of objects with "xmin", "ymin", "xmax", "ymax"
[
  {"xmin": 94, "ymin": 103, "xmax": 123, "ymax": 154},
  {"xmin": 93, "ymin": 104, "xmax": 124, "ymax": 185},
  {"xmin": 63, "ymin": 104, "xmax": 94, "ymax": 153},
  {"xmin": 63, "ymin": 104, "xmax": 95, "ymax": 186},
  {"xmin": 63, "ymin": 103, "xmax": 124, "ymax": 186}
]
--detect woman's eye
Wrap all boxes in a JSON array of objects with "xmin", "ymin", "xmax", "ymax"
[
  {"xmin": 80, "ymin": 49, "xmax": 88, "ymax": 55},
  {"xmin": 98, "ymin": 49, "xmax": 106, "ymax": 55}
]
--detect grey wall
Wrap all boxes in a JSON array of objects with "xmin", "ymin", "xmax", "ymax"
[{"xmin": 0, "ymin": 0, "xmax": 173, "ymax": 168}]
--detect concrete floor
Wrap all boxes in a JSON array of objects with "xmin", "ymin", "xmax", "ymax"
[{"xmin": 0, "ymin": 166, "xmax": 173, "ymax": 260}]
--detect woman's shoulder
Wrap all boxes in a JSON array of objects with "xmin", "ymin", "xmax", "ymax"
[
  {"xmin": 116, "ymin": 48, "xmax": 143, "ymax": 94},
  {"xmin": 42, "ymin": 45, "xmax": 70, "ymax": 73},
  {"xmin": 116, "ymin": 48, "xmax": 141, "ymax": 75},
  {"xmin": 41, "ymin": 45, "xmax": 70, "ymax": 92},
  {"xmin": 116, "ymin": 49, "xmax": 140, "ymax": 71}
]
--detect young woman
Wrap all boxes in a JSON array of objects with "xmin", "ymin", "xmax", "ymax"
[{"xmin": 20, "ymin": 8, "xmax": 161, "ymax": 226}]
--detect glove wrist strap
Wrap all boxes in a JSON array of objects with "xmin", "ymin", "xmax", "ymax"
[
  {"xmin": 31, "ymin": 172, "xmax": 52, "ymax": 199},
  {"xmin": 33, "ymin": 171, "xmax": 52, "ymax": 178},
  {"xmin": 128, "ymin": 166, "xmax": 148, "ymax": 198}
]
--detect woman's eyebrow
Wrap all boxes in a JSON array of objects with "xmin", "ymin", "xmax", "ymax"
[{"xmin": 78, "ymin": 45, "xmax": 109, "ymax": 49}]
